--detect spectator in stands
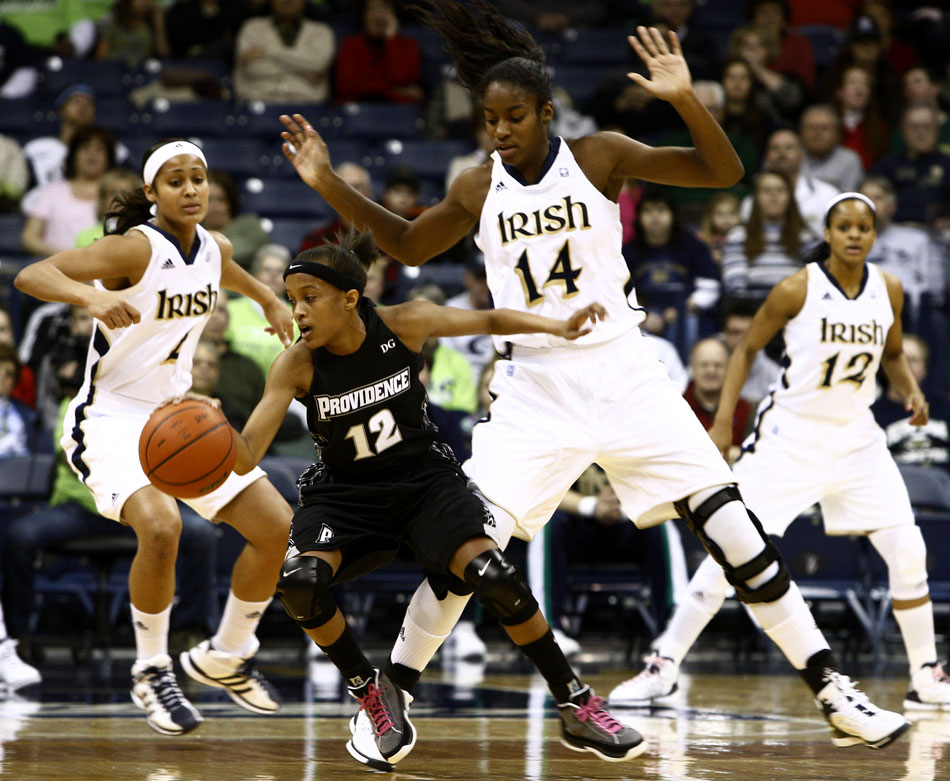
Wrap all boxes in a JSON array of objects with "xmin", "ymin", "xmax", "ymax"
[
  {"xmin": 697, "ymin": 191, "xmax": 742, "ymax": 266},
  {"xmin": 225, "ymin": 243, "xmax": 293, "ymax": 379},
  {"xmin": 746, "ymin": 0, "xmax": 816, "ymax": 96},
  {"xmin": 800, "ymin": 104, "xmax": 865, "ymax": 192},
  {"xmin": 1, "ymin": 390, "xmax": 221, "ymax": 664},
  {"xmin": 723, "ymin": 170, "xmax": 813, "ymax": 298},
  {"xmin": 0, "ymin": 307, "xmax": 35, "ymax": 408},
  {"xmin": 622, "ymin": 189, "xmax": 721, "ymax": 342},
  {"xmin": 747, "ymin": 128, "xmax": 839, "ymax": 236},
  {"xmin": 0, "ymin": 135, "xmax": 29, "ymax": 212},
  {"xmin": 873, "ymin": 334, "xmax": 949, "ymax": 474},
  {"xmin": 441, "ymin": 255, "xmax": 494, "ymax": 384},
  {"xmin": 0, "ymin": 344, "xmax": 41, "ymax": 459},
  {"xmin": 589, "ymin": 61, "xmax": 681, "ymax": 142},
  {"xmin": 720, "ymin": 56, "xmax": 777, "ymax": 155},
  {"xmin": 859, "ymin": 0, "xmax": 919, "ymax": 77},
  {"xmin": 825, "ymin": 14, "xmax": 901, "ymax": 124},
  {"xmin": 493, "ymin": 0, "xmax": 606, "ymax": 32},
  {"xmin": 299, "ymin": 162, "xmax": 373, "ymax": 252},
  {"xmin": 190, "ymin": 340, "xmax": 253, "ymax": 430},
  {"xmin": 683, "ymin": 337, "xmax": 754, "ymax": 463},
  {"xmin": 21, "ymin": 126, "xmax": 116, "ymax": 257},
  {"xmin": 648, "ymin": 0, "xmax": 718, "ymax": 80},
  {"xmin": 95, "ymin": 0, "xmax": 170, "ymax": 67},
  {"xmin": 165, "ymin": 0, "xmax": 253, "ymax": 62},
  {"xmin": 233, "ymin": 0, "xmax": 335, "ymax": 104},
  {"xmin": 727, "ymin": 24, "xmax": 805, "ymax": 124},
  {"xmin": 74, "ymin": 166, "xmax": 142, "ymax": 248},
  {"xmin": 445, "ymin": 109, "xmax": 493, "ymax": 191},
  {"xmin": 718, "ymin": 296, "xmax": 781, "ymax": 405},
  {"xmin": 203, "ymin": 169, "xmax": 269, "ymax": 270},
  {"xmin": 406, "ymin": 283, "xmax": 478, "ymax": 414},
  {"xmin": 872, "ymin": 103, "xmax": 950, "ymax": 224},
  {"xmin": 0, "ymin": 19, "xmax": 38, "ymax": 100},
  {"xmin": 859, "ymin": 175, "xmax": 945, "ymax": 315},
  {"xmin": 833, "ymin": 63, "xmax": 889, "ymax": 169},
  {"xmin": 335, "ymin": 0, "xmax": 424, "ymax": 105},
  {"xmin": 381, "ymin": 165, "xmax": 425, "ymax": 220},
  {"xmin": 33, "ymin": 304, "xmax": 92, "ymax": 431},
  {"xmin": 890, "ymin": 65, "xmax": 950, "ymax": 157}
]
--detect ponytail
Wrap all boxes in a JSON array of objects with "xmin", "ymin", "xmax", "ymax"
[
  {"xmin": 802, "ymin": 240, "xmax": 831, "ymax": 264},
  {"xmin": 105, "ymin": 187, "xmax": 152, "ymax": 236}
]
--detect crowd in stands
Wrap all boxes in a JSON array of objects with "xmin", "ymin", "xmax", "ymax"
[{"xmin": 0, "ymin": 0, "xmax": 948, "ymax": 679}]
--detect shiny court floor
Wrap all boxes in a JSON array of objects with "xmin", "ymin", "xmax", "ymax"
[{"xmin": 1, "ymin": 645, "xmax": 948, "ymax": 781}]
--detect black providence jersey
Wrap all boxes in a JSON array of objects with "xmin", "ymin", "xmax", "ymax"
[{"xmin": 300, "ymin": 297, "xmax": 437, "ymax": 480}]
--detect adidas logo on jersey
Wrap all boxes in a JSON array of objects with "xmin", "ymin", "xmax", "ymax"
[
  {"xmin": 822, "ymin": 292, "xmax": 833, "ymax": 300},
  {"xmin": 317, "ymin": 523, "xmax": 334, "ymax": 543},
  {"xmin": 160, "ymin": 258, "xmax": 175, "ymax": 270},
  {"xmin": 559, "ymin": 167, "xmax": 569, "ymax": 177},
  {"xmin": 495, "ymin": 181, "xmax": 507, "ymax": 192}
]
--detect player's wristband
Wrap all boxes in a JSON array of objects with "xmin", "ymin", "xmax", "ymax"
[{"xmin": 577, "ymin": 496, "xmax": 598, "ymax": 517}]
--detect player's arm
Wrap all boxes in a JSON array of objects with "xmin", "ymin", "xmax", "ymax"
[
  {"xmin": 232, "ymin": 343, "xmax": 311, "ymax": 474},
  {"xmin": 879, "ymin": 271, "xmax": 928, "ymax": 425},
  {"xmin": 708, "ymin": 271, "xmax": 806, "ymax": 455},
  {"xmin": 378, "ymin": 300, "xmax": 607, "ymax": 353},
  {"xmin": 13, "ymin": 234, "xmax": 150, "ymax": 328},
  {"xmin": 216, "ymin": 234, "xmax": 295, "ymax": 348},
  {"xmin": 279, "ymin": 113, "xmax": 482, "ymax": 265}
]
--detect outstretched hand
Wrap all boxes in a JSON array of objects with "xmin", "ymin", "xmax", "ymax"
[
  {"xmin": 263, "ymin": 298, "xmax": 295, "ymax": 348},
  {"xmin": 558, "ymin": 303, "xmax": 607, "ymax": 340},
  {"xmin": 279, "ymin": 113, "xmax": 333, "ymax": 190},
  {"xmin": 906, "ymin": 391, "xmax": 930, "ymax": 427},
  {"xmin": 627, "ymin": 26, "xmax": 693, "ymax": 103}
]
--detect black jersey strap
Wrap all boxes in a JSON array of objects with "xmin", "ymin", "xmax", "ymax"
[{"xmin": 284, "ymin": 260, "xmax": 364, "ymax": 294}]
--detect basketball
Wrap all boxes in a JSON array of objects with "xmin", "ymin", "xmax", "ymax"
[{"xmin": 138, "ymin": 399, "xmax": 236, "ymax": 499}]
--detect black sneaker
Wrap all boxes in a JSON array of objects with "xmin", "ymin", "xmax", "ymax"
[
  {"xmin": 131, "ymin": 654, "xmax": 203, "ymax": 736},
  {"xmin": 346, "ymin": 669, "xmax": 416, "ymax": 770},
  {"xmin": 558, "ymin": 685, "xmax": 647, "ymax": 761}
]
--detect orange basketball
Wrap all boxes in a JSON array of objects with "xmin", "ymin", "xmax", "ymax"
[{"xmin": 138, "ymin": 399, "xmax": 236, "ymax": 499}]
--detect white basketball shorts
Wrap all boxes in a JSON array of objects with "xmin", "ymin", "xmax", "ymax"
[
  {"xmin": 464, "ymin": 329, "xmax": 735, "ymax": 540},
  {"xmin": 62, "ymin": 391, "xmax": 266, "ymax": 522},
  {"xmin": 734, "ymin": 402, "xmax": 914, "ymax": 536}
]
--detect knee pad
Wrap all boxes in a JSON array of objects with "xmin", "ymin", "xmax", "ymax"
[
  {"xmin": 675, "ymin": 486, "xmax": 790, "ymax": 605},
  {"xmin": 464, "ymin": 549, "xmax": 539, "ymax": 626},
  {"xmin": 276, "ymin": 555, "xmax": 337, "ymax": 629},
  {"xmin": 872, "ymin": 525, "xmax": 929, "ymax": 600}
]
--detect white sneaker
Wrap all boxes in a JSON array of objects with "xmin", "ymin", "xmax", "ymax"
[
  {"xmin": 444, "ymin": 621, "xmax": 486, "ymax": 661},
  {"xmin": 553, "ymin": 628, "xmax": 582, "ymax": 658},
  {"xmin": 180, "ymin": 638, "xmax": 280, "ymax": 714},
  {"xmin": 904, "ymin": 662, "xmax": 950, "ymax": 711},
  {"xmin": 346, "ymin": 669, "xmax": 416, "ymax": 771},
  {"xmin": 815, "ymin": 670, "xmax": 910, "ymax": 748},
  {"xmin": 131, "ymin": 654, "xmax": 203, "ymax": 735},
  {"xmin": 608, "ymin": 653, "xmax": 679, "ymax": 706},
  {"xmin": 0, "ymin": 639, "xmax": 41, "ymax": 691}
]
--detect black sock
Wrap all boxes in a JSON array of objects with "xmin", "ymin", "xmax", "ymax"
[
  {"xmin": 384, "ymin": 658, "xmax": 421, "ymax": 695},
  {"xmin": 317, "ymin": 624, "xmax": 375, "ymax": 692},
  {"xmin": 801, "ymin": 648, "xmax": 839, "ymax": 695},
  {"xmin": 517, "ymin": 629, "xmax": 582, "ymax": 703}
]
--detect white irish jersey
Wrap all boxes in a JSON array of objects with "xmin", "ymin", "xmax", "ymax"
[
  {"xmin": 76, "ymin": 222, "xmax": 221, "ymax": 407},
  {"xmin": 475, "ymin": 137, "xmax": 643, "ymax": 351},
  {"xmin": 771, "ymin": 261, "xmax": 892, "ymax": 420}
]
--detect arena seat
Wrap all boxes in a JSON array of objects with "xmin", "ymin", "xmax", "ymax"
[
  {"xmin": 94, "ymin": 97, "xmax": 136, "ymax": 137},
  {"xmin": 194, "ymin": 137, "xmax": 272, "ymax": 179},
  {"xmin": 262, "ymin": 217, "xmax": 332, "ymax": 254},
  {"xmin": 0, "ymin": 214, "xmax": 27, "ymax": 256},
  {"xmin": 40, "ymin": 58, "xmax": 132, "ymax": 98},
  {"xmin": 337, "ymin": 102, "xmax": 425, "ymax": 141},
  {"xmin": 240, "ymin": 101, "xmax": 338, "ymax": 139},
  {"xmin": 269, "ymin": 138, "xmax": 373, "ymax": 179},
  {"xmin": 375, "ymin": 138, "xmax": 471, "ymax": 182},
  {"xmin": 793, "ymin": 24, "xmax": 845, "ymax": 71},
  {"xmin": 240, "ymin": 178, "xmax": 336, "ymax": 220},
  {"xmin": 141, "ymin": 100, "xmax": 241, "ymax": 138},
  {"xmin": 555, "ymin": 28, "xmax": 632, "ymax": 66},
  {"xmin": 898, "ymin": 464, "xmax": 950, "ymax": 523},
  {"xmin": 549, "ymin": 64, "xmax": 608, "ymax": 109},
  {"xmin": 0, "ymin": 97, "xmax": 53, "ymax": 140}
]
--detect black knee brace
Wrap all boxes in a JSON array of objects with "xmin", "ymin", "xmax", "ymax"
[
  {"xmin": 674, "ymin": 486, "xmax": 791, "ymax": 605},
  {"xmin": 276, "ymin": 555, "xmax": 337, "ymax": 629},
  {"xmin": 464, "ymin": 549, "xmax": 539, "ymax": 626}
]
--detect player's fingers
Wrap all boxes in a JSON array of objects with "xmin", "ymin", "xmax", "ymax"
[
  {"xmin": 637, "ymin": 26, "xmax": 660, "ymax": 57},
  {"xmin": 628, "ymin": 34, "xmax": 651, "ymax": 63},
  {"xmin": 667, "ymin": 29, "xmax": 683, "ymax": 56},
  {"xmin": 126, "ymin": 303, "xmax": 141, "ymax": 324},
  {"xmin": 649, "ymin": 26, "xmax": 670, "ymax": 54}
]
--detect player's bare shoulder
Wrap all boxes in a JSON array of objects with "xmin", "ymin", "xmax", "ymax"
[
  {"xmin": 271, "ymin": 339, "xmax": 315, "ymax": 397},
  {"xmin": 768, "ymin": 267, "xmax": 809, "ymax": 317},
  {"xmin": 207, "ymin": 229, "xmax": 234, "ymax": 259},
  {"xmin": 569, "ymin": 132, "xmax": 633, "ymax": 198},
  {"xmin": 449, "ymin": 160, "xmax": 493, "ymax": 218}
]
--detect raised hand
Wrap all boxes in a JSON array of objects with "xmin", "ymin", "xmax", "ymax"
[
  {"xmin": 262, "ymin": 298, "xmax": 295, "ymax": 348},
  {"xmin": 279, "ymin": 113, "xmax": 333, "ymax": 190},
  {"xmin": 560, "ymin": 303, "xmax": 608, "ymax": 340},
  {"xmin": 627, "ymin": 26, "xmax": 693, "ymax": 103}
]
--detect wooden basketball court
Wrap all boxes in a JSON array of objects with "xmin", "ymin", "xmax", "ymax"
[{"xmin": 1, "ymin": 645, "xmax": 946, "ymax": 781}]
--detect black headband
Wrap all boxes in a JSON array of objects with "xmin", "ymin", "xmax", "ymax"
[{"xmin": 283, "ymin": 260, "xmax": 364, "ymax": 294}]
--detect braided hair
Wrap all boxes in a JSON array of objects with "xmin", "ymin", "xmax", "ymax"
[{"xmin": 409, "ymin": 0, "xmax": 552, "ymax": 107}]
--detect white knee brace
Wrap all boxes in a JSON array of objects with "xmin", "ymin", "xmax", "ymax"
[{"xmin": 869, "ymin": 524, "xmax": 929, "ymax": 601}]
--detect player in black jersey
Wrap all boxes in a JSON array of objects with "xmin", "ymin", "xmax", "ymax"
[{"xmin": 226, "ymin": 229, "xmax": 644, "ymax": 768}]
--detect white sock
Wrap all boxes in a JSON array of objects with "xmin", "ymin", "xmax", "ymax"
[
  {"xmin": 893, "ymin": 601, "xmax": 937, "ymax": 673},
  {"xmin": 212, "ymin": 592, "xmax": 272, "ymax": 656},
  {"xmin": 131, "ymin": 603, "xmax": 171, "ymax": 661},
  {"xmin": 752, "ymin": 583, "xmax": 830, "ymax": 669},
  {"xmin": 656, "ymin": 555, "xmax": 728, "ymax": 664},
  {"xmin": 391, "ymin": 581, "xmax": 471, "ymax": 671}
]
